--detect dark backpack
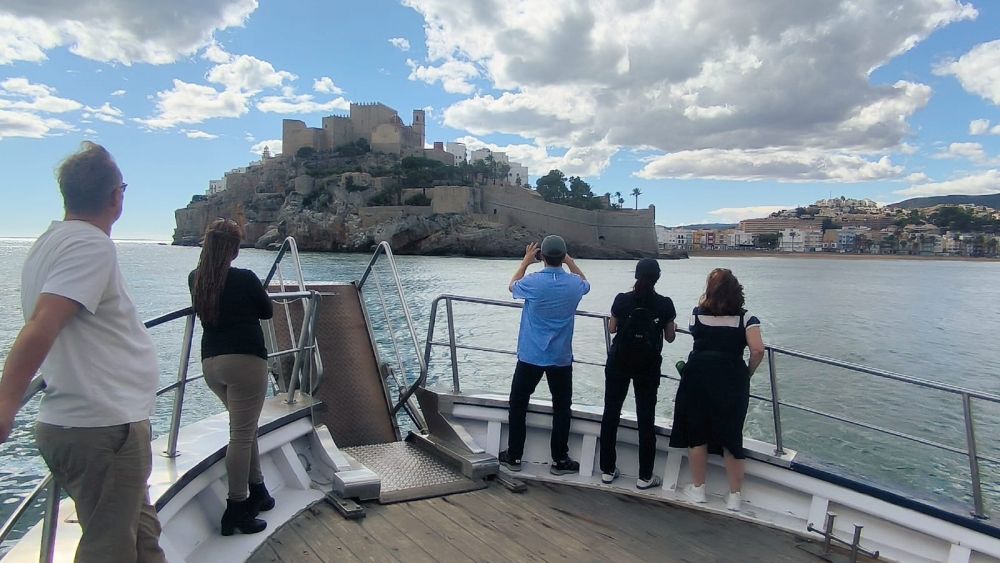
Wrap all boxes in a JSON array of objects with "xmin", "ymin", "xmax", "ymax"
[{"xmin": 613, "ymin": 306, "xmax": 661, "ymax": 369}]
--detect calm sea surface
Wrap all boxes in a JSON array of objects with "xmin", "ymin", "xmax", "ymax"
[{"xmin": 1, "ymin": 238, "xmax": 999, "ymax": 540}]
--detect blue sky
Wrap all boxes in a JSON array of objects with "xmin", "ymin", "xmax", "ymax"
[{"xmin": 0, "ymin": 0, "xmax": 998, "ymax": 239}]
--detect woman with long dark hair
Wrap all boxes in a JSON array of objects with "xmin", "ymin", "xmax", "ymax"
[
  {"xmin": 189, "ymin": 218, "xmax": 275, "ymax": 536},
  {"xmin": 599, "ymin": 258, "xmax": 676, "ymax": 489},
  {"xmin": 669, "ymin": 268, "xmax": 765, "ymax": 512}
]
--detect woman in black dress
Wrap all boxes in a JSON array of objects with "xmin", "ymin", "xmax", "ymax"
[
  {"xmin": 190, "ymin": 218, "xmax": 275, "ymax": 535},
  {"xmin": 669, "ymin": 268, "xmax": 764, "ymax": 511},
  {"xmin": 599, "ymin": 258, "xmax": 676, "ymax": 489}
]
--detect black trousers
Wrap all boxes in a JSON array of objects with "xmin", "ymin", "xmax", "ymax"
[
  {"xmin": 599, "ymin": 365, "xmax": 661, "ymax": 480},
  {"xmin": 506, "ymin": 360, "xmax": 573, "ymax": 461}
]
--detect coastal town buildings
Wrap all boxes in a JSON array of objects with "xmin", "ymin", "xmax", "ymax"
[{"xmin": 657, "ymin": 196, "xmax": 1000, "ymax": 257}]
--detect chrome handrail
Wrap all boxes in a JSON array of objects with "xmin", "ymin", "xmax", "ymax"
[
  {"xmin": 357, "ymin": 242, "xmax": 427, "ymax": 430},
  {"xmin": 413, "ymin": 293, "xmax": 999, "ymax": 520}
]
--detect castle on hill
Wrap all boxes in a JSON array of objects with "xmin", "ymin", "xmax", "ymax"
[{"xmin": 283, "ymin": 102, "xmax": 425, "ymax": 157}]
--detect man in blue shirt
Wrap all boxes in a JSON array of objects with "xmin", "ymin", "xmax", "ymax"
[{"xmin": 499, "ymin": 235, "xmax": 590, "ymax": 475}]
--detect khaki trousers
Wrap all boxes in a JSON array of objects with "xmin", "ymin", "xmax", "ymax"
[
  {"xmin": 202, "ymin": 354, "xmax": 267, "ymax": 501},
  {"xmin": 35, "ymin": 419, "xmax": 166, "ymax": 563}
]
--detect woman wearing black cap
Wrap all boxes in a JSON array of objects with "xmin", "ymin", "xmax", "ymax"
[{"xmin": 599, "ymin": 258, "xmax": 676, "ymax": 489}]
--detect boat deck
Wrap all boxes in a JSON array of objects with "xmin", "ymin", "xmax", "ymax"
[{"xmin": 250, "ymin": 480, "xmax": 838, "ymax": 562}]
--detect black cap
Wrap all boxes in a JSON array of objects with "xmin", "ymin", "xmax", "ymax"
[
  {"xmin": 541, "ymin": 235, "xmax": 567, "ymax": 258},
  {"xmin": 635, "ymin": 258, "xmax": 660, "ymax": 280}
]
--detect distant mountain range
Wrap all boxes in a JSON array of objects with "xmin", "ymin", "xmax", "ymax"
[{"xmin": 889, "ymin": 193, "xmax": 1000, "ymax": 210}]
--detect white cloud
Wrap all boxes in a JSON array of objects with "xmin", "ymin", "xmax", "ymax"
[
  {"xmin": 895, "ymin": 169, "xmax": 1000, "ymax": 197},
  {"xmin": 905, "ymin": 172, "xmax": 930, "ymax": 184},
  {"xmin": 934, "ymin": 40, "xmax": 1000, "ymax": 105},
  {"xmin": 453, "ymin": 135, "xmax": 614, "ymax": 177},
  {"xmin": 932, "ymin": 142, "xmax": 987, "ymax": 163},
  {"xmin": 183, "ymin": 129, "xmax": 218, "ymax": 139},
  {"xmin": 313, "ymin": 77, "xmax": 344, "ymax": 95},
  {"xmin": 970, "ymin": 119, "xmax": 990, "ymax": 135},
  {"xmin": 637, "ymin": 148, "xmax": 904, "ymax": 182},
  {"xmin": 407, "ymin": 58, "xmax": 479, "ymax": 94},
  {"xmin": 137, "ymin": 79, "xmax": 249, "ymax": 129},
  {"xmin": 140, "ymin": 49, "xmax": 300, "ymax": 128},
  {"xmin": 206, "ymin": 54, "xmax": 295, "ymax": 93},
  {"xmin": 389, "ymin": 37, "xmax": 411, "ymax": 51},
  {"xmin": 250, "ymin": 139, "xmax": 281, "ymax": 155},
  {"xmin": 256, "ymin": 93, "xmax": 349, "ymax": 114},
  {"xmin": 708, "ymin": 206, "xmax": 795, "ymax": 223},
  {"xmin": 0, "ymin": 78, "xmax": 83, "ymax": 113},
  {"xmin": 968, "ymin": 119, "xmax": 1000, "ymax": 136},
  {"xmin": 110, "ymin": 89, "xmax": 126, "ymax": 97},
  {"xmin": 404, "ymin": 0, "xmax": 975, "ymax": 180},
  {"xmin": 0, "ymin": 109, "xmax": 73, "ymax": 140},
  {"xmin": 202, "ymin": 41, "xmax": 232, "ymax": 64},
  {"xmin": 0, "ymin": 1, "xmax": 259, "ymax": 65},
  {"xmin": 82, "ymin": 102, "xmax": 124, "ymax": 124},
  {"xmin": 0, "ymin": 78, "xmax": 82, "ymax": 139}
]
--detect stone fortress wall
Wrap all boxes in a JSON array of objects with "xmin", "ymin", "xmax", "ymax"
[
  {"xmin": 383, "ymin": 184, "xmax": 657, "ymax": 254},
  {"xmin": 283, "ymin": 102, "xmax": 426, "ymax": 157}
]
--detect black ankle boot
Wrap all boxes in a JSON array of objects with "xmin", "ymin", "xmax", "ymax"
[
  {"xmin": 221, "ymin": 498, "xmax": 267, "ymax": 536},
  {"xmin": 248, "ymin": 482, "xmax": 275, "ymax": 515}
]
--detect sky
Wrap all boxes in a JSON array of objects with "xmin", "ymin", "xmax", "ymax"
[{"xmin": 0, "ymin": 0, "xmax": 999, "ymax": 239}]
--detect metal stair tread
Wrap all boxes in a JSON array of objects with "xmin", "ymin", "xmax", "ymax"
[{"xmin": 341, "ymin": 441, "xmax": 485, "ymax": 503}]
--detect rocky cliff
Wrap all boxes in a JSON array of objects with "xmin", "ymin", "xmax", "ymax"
[{"xmin": 173, "ymin": 153, "xmax": 658, "ymax": 259}]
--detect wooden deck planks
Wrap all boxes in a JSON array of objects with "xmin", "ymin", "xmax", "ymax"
[{"xmin": 252, "ymin": 481, "xmax": 820, "ymax": 562}]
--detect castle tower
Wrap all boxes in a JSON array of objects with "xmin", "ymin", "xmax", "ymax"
[
  {"xmin": 412, "ymin": 109, "xmax": 426, "ymax": 149},
  {"xmin": 262, "ymin": 145, "xmax": 271, "ymax": 161}
]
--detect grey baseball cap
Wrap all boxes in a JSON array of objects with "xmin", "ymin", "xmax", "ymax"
[{"xmin": 540, "ymin": 234, "xmax": 567, "ymax": 258}]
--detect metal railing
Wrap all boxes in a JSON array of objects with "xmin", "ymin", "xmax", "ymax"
[
  {"xmin": 0, "ymin": 248, "xmax": 322, "ymax": 560},
  {"xmin": 406, "ymin": 294, "xmax": 1000, "ymax": 520},
  {"xmin": 358, "ymin": 242, "xmax": 427, "ymax": 431}
]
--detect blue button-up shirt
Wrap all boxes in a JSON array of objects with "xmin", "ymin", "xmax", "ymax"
[{"xmin": 511, "ymin": 266, "xmax": 591, "ymax": 367}]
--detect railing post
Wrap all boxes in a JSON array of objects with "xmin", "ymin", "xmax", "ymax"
[
  {"xmin": 286, "ymin": 297, "xmax": 315, "ymax": 405},
  {"xmin": 602, "ymin": 316, "xmax": 612, "ymax": 355},
  {"xmin": 962, "ymin": 393, "xmax": 987, "ymax": 519},
  {"xmin": 767, "ymin": 348, "xmax": 786, "ymax": 456},
  {"xmin": 446, "ymin": 298, "xmax": 460, "ymax": 394},
  {"xmin": 164, "ymin": 313, "xmax": 195, "ymax": 458},
  {"xmin": 39, "ymin": 478, "xmax": 59, "ymax": 563}
]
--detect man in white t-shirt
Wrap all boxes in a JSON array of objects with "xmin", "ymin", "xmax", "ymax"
[{"xmin": 0, "ymin": 142, "xmax": 166, "ymax": 562}]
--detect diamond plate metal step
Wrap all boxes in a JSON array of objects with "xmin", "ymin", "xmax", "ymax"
[{"xmin": 342, "ymin": 441, "xmax": 486, "ymax": 504}]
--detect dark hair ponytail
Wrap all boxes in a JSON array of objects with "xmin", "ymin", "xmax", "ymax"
[{"xmin": 633, "ymin": 277, "xmax": 658, "ymax": 305}]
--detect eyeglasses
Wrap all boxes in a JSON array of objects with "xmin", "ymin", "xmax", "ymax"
[{"xmin": 120, "ymin": 183, "xmax": 127, "ymax": 193}]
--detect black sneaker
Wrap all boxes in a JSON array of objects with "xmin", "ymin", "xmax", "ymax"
[
  {"xmin": 498, "ymin": 450, "xmax": 522, "ymax": 472},
  {"xmin": 550, "ymin": 457, "xmax": 579, "ymax": 475}
]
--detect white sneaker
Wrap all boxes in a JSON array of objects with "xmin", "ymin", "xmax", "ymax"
[
  {"xmin": 636, "ymin": 475, "xmax": 662, "ymax": 490},
  {"xmin": 601, "ymin": 467, "xmax": 620, "ymax": 484},
  {"xmin": 682, "ymin": 483, "xmax": 707, "ymax": 503},
  {"xmin": 726, "ymin": 491, "xmax": 742, "ymax": 512}
]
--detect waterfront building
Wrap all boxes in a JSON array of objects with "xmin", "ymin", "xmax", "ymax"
[
  {"xmin": 739, "ymin": 217, "xmax": 821, "ymax": 234},
  {"xmin": 656, "ymin": 227, "xmax": 694, "ymax": 250},
  {"xmin": 445, "ymin": 142, "xmax": 467, "ymax": 164}
]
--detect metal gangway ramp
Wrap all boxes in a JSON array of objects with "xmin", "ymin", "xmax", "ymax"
[{"xmin": 265, "ymin": 241, "xmax": 495, "ymax": 505}]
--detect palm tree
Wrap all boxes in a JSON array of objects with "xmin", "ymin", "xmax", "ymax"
[
  {"xmin": 631, "ymin": 188, "xmax": 642, "ymax": 209},
  {"xmin": 613, "ymin": 191, "xmax": 623, "ymax": 209}
]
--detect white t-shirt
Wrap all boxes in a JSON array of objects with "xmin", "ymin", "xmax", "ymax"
[{"xmin": 22, "ymin": 221, "xmax": 159, "ymax": 427}]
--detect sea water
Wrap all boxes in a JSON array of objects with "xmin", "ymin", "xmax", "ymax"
[{"xmin": 1, "ymin": 239, "xmax": 998, "ymax": 541}]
